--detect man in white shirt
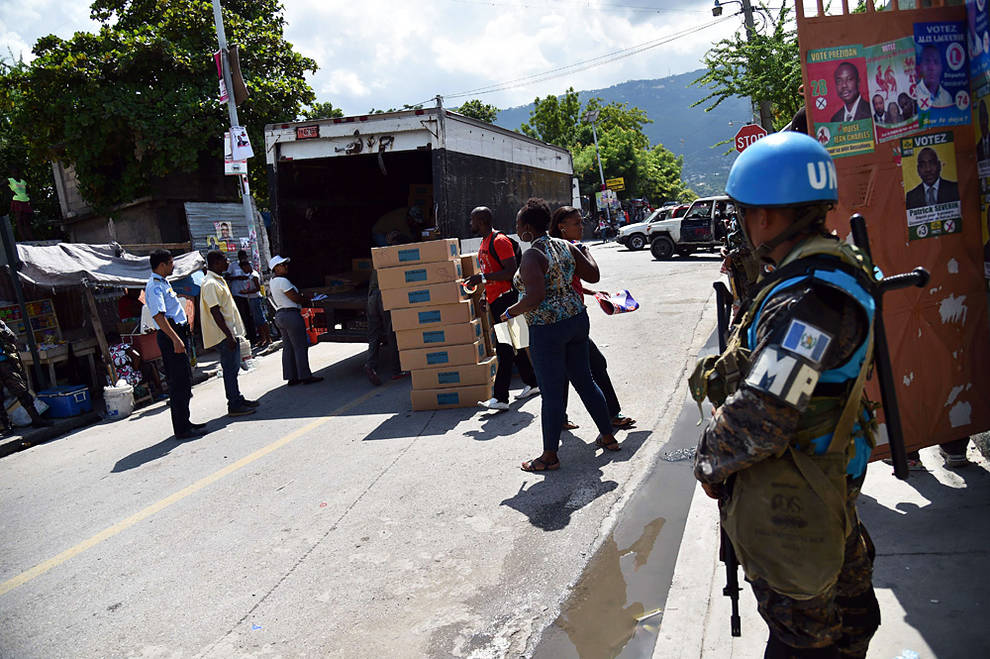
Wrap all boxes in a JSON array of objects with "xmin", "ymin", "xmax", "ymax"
[
  {"xmin": 200, "ymin": 250, "xmax": 259, "ymax": 417},
  {"xmin": 916, "ymin": 45, "xmax": 953, "ymax": 109},
  {"xmin": 830, "ymin": 62, "xmax": 871, "ymax": 122}
]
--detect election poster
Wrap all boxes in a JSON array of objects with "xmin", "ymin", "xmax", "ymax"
[
  {"xmin": 974, "ymin": 81, "xmax": 990, "ymax": 177},
  {"xmin": 914, "ymin": 21, "xmax": 971, "ymax": 127},
  {"xmin": 967, "ymin": 0, "xmax": 990, "ymax": 83},
  {"xmin": 981, "ymin": 194, "xmax": 990, "ymax": 281},
  {"xmin": 807, "ymin": 45, "xmax": 875, "ymax": 158},
  {"xmin": 900, "ymin": 131, "xmax": 963, "ymax": 241},
  {"xmin": 865, "ymin": 37, "xmax": 921, "ymax": 143}
]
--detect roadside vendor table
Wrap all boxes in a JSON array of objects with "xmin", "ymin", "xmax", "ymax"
[
  {"xmin": 18, "ymin": 345, "xmax": 69, "ymax": 394},
  {"xmin": 69, "ymin": 337, "xmax": 102, "ymax": 391}
]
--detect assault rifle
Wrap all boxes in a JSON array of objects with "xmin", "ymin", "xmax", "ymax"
[
  {"xmin": 849, "ymin": 214, "xmax": 929, "ymax": 481},
  {"xmin": 713, "ymin": 280, "xmax": 742, "ymax": 637}
]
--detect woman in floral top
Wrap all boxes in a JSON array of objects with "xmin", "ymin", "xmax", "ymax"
[{"xmin": 503, "ymin": 198, "xmax": 620, "ymax": 472}]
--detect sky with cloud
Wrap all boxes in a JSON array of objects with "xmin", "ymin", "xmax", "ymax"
[{"xmin": 1, "ymin": 0, "xmax": 746, "ymax": 114}]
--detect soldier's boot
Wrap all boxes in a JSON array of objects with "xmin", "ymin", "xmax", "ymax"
[{"xmin": 20, "ymin": 394, "xmax": 53, "ymax": 428}]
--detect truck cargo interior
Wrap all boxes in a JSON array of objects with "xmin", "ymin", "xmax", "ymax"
[{"xmin": 275, "ymin": 150, "xmax": 433, "ymax": 289}]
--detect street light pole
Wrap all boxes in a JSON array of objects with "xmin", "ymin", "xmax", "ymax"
[
  {"xmin": 584, "ymin": 111, "xmax": 611, "ymax": 225},
  {"xmin": 739, "ymin": 0, "xmax": 774, "ymax": 131},
  {"xmin": 211, "ymin": 0, "xmax": 256, "ymax": 249}
]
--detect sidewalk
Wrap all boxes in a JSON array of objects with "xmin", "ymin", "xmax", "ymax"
[{"xmin": 654, "ymin": 435, "xmax": 990, "ymax": 659}]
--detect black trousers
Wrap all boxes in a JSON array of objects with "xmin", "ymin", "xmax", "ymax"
[
  {"xmin": 233, "ymin": 296, "xmax": 256, "ymax": 343},
  {"xmin": 563, "ymin": 337, "xmax": 620, "ymax": 418},
  {"xmin": 488, "ymin": 290, "xmax": 537, "ymax": 403},
  {"xmin": 156, "ymin": 323, "xmax": 193, "ymax": 435}
]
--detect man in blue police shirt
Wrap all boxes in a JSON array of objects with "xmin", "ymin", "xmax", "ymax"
[{"xmin": 146, "ymin": 249, "xmax": 207, "ymax": 439}]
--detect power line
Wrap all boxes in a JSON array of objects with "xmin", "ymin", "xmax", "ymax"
[
  {"xmin": 442, "ymin": 12, "xmax": 736, "ymax": 100},
  {"xmin": 447, "ymin": 0, "xmax": 708, "ymax": 14}
]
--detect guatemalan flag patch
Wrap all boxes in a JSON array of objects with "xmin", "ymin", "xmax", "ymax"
[{"xmin": 781, "ymin": 319, "xmax": 832, "ymax": 365}]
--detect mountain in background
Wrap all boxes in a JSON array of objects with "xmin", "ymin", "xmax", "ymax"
[{"xmin": 494, "ymin": 69, "xmax": 753, "ymax": 197}]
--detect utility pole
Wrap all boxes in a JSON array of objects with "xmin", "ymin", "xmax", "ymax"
[
  {"xmin": 583, "ymin": 110, "xmax": 611, "ymax": 225},
  {"xmin": 740, "ymin": 0, "xmax": 774, "ymax": 131},
  {"xmin": 211, "ymin": 0, "xmax": 256, "ymax": 251}
]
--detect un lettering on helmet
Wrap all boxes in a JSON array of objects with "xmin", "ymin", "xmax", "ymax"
[{"xmin": 807, "ymin": 161, "xmax": 838, "ymax": 192}]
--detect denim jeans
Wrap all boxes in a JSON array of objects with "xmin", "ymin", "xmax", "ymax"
[
  {"xmin": 217, "ymin": 339, "xmax": 245, "ymax": 409},
  {"xmin": 528, "ymin": 310, "xmax": 613, "ymax": 452}
]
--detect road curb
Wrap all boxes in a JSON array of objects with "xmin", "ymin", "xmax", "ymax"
[{"xmin": 0, "ymin": 410, "xmax": 103, "ymax": 459}]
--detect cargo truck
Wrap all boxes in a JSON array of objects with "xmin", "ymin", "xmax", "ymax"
[{"xmin": 264, "ymin": 106, "xmax": 575, "ymax": 342}]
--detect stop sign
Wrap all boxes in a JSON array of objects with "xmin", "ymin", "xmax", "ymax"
[{"xmin": 734, "ymin": 124, "xmax": 768, "ymax": 153}]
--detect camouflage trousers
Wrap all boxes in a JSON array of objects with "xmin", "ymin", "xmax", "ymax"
[
  {"xmin": 0, "ymin": 357, "xmax": 32, "ymax": 428},
  {"xmin": 750, "ymin": 491, "xmax": 880, "ymax": 659}
]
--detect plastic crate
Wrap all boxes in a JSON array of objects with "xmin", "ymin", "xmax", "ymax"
[{"xmin": 37, "ymin": 385, "xmax": 93, "ymax": 418}]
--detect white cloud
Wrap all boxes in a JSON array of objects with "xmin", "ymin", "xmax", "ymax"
[{"xmin": 1, "ymin": 0, "xmax": 741, "ymax": 113}]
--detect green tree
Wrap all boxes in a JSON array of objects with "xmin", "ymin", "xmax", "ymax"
[
  {"xmin": 455, "ymin": 99, "xmax": 499, "ymax": 124},
  {"xmin": 299, "ymin": 101, "xmax": 344, "ymax": 120},
  {"xmin": 693, "ymin": 4, "xmax": 801, "ymax": 131},
  {"xmin": 7, "ymin": 0, "xmax": 317, "ymax": 213},
  {"xmin": 520, "ymin": 87, "xmax": 583, "ymax": 149}
]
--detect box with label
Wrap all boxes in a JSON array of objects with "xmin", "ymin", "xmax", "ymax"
[
  {"xmin": 411, "ymin": 381, "xmax": 495, "ymax": 411},
  {"xmin": 399, "ymin": 340, "xmax": 485, "ymax": 372},
  {"xmin": 377, "ymin": 260, "xmax": 462, "ymax": 290},
  {"xmin": 381, "ymin": 280, "xmax": 468, "ymax": 311},
  {"xmin": 371, "ymin": 238, "xmax": 459, "ymax": 269},
  {"xmin": 460, "ymin": 253, "xmax": 480, "ymax": 277},
  {"xmin": 390, "ymin": 300, "xmax": 476, "ymax": 331},
  {"xmin": 411, "ymin": 356, "xmax": 497, "ymax": 390},
  {"xmin": 352, "ymin": 258, "xmax": 373, "ymax": 273},
  {"xmin": 395, "ymin": 319, "xmax": 482, "ymax": 351}
]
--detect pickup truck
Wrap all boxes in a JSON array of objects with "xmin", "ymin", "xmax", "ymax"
[
  {"xmin": 264, "ymin": 107, "xmax": 575, "ymax": 341},
  {"xmin": 647, "ymin": 196, "xmax": 735, "ymax": 260}
]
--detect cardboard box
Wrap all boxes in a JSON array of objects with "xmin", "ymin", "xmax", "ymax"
[
  {"xmin": 390, "ymin": 300, "xmax": 476, "ymax": 331},
  {"xmin": 381, "ymin": 280, "xmax": 468, "ymax": 311},
  {"xmin": 395, "ymin": 319, "xmax": 481, "ymax": 351},
  {"xmin": 478, "ymin": 308, "xmax": 496, "ymax": 357},
  {"xmin": 411, "ymin": 356, "xmax": 497, "ymax": 390},
  {"xmin": 460, "ymin": 253, "xmax": 480, "ymax": 277},
  {"xmin": 371, "ymin": 238, "xmax": 459, "ymax": 269},
  {"xmin": 411, "ymin": 381, "xmax": 495, "ymax": 411},
  {"xmin": 377, "ymin": 260, "xmax": 462, "ymax": 290},
  {"xmin": 352, "ymin": 258, "xmax": 373, "ymax": 273},
  {"xmin": 399, "ymin": 340, "xmax": 485, "ymax": 372}
]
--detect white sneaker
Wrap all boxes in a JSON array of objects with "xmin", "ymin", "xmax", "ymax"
[
  {"xmin": 478, "ymin": 398, "xmax": 510, "ymax": 411},
  {"xmin": 515, "ymin": 385, "xmax": 540, "ymax": 400}
]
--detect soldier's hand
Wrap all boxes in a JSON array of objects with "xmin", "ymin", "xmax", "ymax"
[{"xmin": 701, "ymin": 482, "xmax": 725, "ymax": 500}]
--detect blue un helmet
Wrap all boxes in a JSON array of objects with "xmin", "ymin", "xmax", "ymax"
[{"xmin": 726, "ymin": 132, "xmax": 838, "ymax": 208}]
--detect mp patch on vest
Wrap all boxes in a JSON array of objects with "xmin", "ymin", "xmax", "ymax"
[
  {"xmin": 780, "ymin": 319, "xmax": 832, "ymax": 365},
  {"xmin": 744, "ymin": 346, "xmax": 820, "ymax": 409}
]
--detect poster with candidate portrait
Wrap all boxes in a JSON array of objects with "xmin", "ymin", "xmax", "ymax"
[
  {"xmin": 865, "ymin": 38, "xmax": 921, "ymax": 143},
  {"xmin": 900, "ymin": 131, "xmax": 963, "ymax": 241},
  {"xmin": 914, "ymin": 21, "xmax": 971, "ymax": 127},
  {"xmin": 967, "ymin": 0, "xmax": 990, "ymax": 82},
  {"xmin": 807, "ymin": 45, "xmax": 876, "ymax": 158},
  {"xmin": 981, "ymin": 194, "xmax": 990, "ymax": 282},
  {"xmin": 973, "ymin": 81, "xmax": 990, "ymax": 176}
]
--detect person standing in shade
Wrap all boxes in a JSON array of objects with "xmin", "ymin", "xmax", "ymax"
[
  {"xmin": 503, "ymin": 198, "xmax": 619, "ymax": 472},
  {"xmin": 0, "ymin": 319, "xmax": 52, "ymax": 431},
  {"xmin": 364, "ymin": 231, "xmax": 407, "ymax": 386},
  {"xmin": 7, "ymin": 168, "xmax": 35, "ymax": 240},
  {"xmin": 463, "ymin": 206, "xmax": 540, "ymax": 411},
  {"xmin": 145, "ymin": 249, "xmax": 207, "ymax": 439},
  {"xmin": 200, "ymin": 251, "xmax": 259, "ymax": 417},
  {"xmin": 269, "ymin": 255, "xmax": 323, "ymax": 386},
  {"xmin": 226, "ymin": 250, "xmax": 270, "ymax": 348}
]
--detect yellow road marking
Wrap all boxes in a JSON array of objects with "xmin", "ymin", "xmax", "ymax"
[{"xmin": 0, "ymin": 387, "xmax": 383, "ymax": 597}]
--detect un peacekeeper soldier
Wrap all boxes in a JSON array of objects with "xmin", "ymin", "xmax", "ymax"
[
  {"xmin": 0, "ymin": 320, "xmax": 53, "ymax": 430},
  {"xmin": 692, "ymin": 132, "xmax": 881, "ymax": 659}
]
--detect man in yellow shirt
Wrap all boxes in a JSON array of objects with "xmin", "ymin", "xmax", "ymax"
[{"xmin": 200, "ymin": 250, "xmax": 259, "ymax": 417}]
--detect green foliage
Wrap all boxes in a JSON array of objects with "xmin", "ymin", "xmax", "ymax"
[
  {"xmin": 6, "ymin": 0, "xmax": 317, "ymax": 213},
  {"xmin": 455, "ymin": 99, "xmax": 499, "ymax": 124},
  {"xmin": 299, "ymin": 101, "xmax": 343, "ymax": 120},
  {"xmin": 693, "ymin": 4, "xmax": 801, "ymax": 131},
  {"xmin": 521, "ymin": 87, "xmax": 693, "ymax": 205}
]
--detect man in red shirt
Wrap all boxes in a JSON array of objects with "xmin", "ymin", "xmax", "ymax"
[{"xmin": 464, "ymin": 206, "xmax": 539, "ymax": 411}]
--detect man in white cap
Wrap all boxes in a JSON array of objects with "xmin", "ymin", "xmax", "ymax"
[{"xmin": 269, "ymin": 255, "xmax": 323, "ymax": 385}]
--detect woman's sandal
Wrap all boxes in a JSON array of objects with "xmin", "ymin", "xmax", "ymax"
[
  {"xmin": 612, "ymin": 414, "xmax": 636, "ymax": 428},
  {"xmin": 521, "ymin": 456, "xmax": 561, "ymax": 472},
  {"xmin": 596, "ymin": 435, "xmax": 622, "ymax": 452}
]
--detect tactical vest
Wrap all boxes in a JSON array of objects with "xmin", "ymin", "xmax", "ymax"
[
  {"xmin": 691, "ymin": 234, "xmax": 878, "ymax": 477},
  {"xmin": 692, "ymin": 234, "xmax": 879, "ymax": 599}
]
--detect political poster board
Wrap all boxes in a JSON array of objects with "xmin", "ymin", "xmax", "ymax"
[
  {"xmin": 865, "ymin": 37, "xmax": 921, "ymax": 143},
  {"xmin": 807, "ymin": 46, "xmax": 876, "ymax": 157},
  {"xmin": 914, "ymin": 21, "xmax": 971, "ymax": 128}
]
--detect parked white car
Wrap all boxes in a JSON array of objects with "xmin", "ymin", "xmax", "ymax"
[{"xmin": 617, "ymin": 207, "xmax": 678, "ymax": 250}]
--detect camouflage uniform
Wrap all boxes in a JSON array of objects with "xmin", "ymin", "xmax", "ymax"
[
  {"xmin": 0, "ymin": 320, "xmax": 42, "ymax": 430},
  {"xmin": 695, "ymin": 278, "xmax": 881, "ymax": 658}
]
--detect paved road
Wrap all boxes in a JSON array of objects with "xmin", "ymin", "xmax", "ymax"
[{"xmin": 0, "ymin": 243, "xmax": 720, "ymax": 658}]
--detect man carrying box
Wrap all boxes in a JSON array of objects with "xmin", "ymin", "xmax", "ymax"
[{"xmin": 464, "ymin": 206, "xmax": 539, "ymax": 411}]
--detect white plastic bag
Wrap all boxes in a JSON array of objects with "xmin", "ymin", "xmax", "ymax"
[{"xmin": 5, "ymin": 396, "xmax": 50, "ymax": 427}]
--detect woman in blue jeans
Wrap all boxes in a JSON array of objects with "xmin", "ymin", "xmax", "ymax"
[{"xmin": 502, "ymin": 198, "xmax": 619, "ymax": 472}]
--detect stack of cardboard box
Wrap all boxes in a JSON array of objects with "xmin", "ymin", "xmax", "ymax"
[
  {"xmin": 371, "ymin": 239, "xmax": 497, "ymax": 411},
  {"xmin": 459, "ymin": 253, "xmax": 497, "ymax": 359}
]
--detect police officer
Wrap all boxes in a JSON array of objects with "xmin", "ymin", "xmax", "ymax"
[
  {"xmin": 692, "ymin": 132, "xmax": 881, "ymax": 658},
  {"xmin": 146, "ymin": 249, "xmax": 207, "ymax": 439},
  {"xmin": 0, "ymin": 320, "xmax": 52, "ymax": 431}
]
